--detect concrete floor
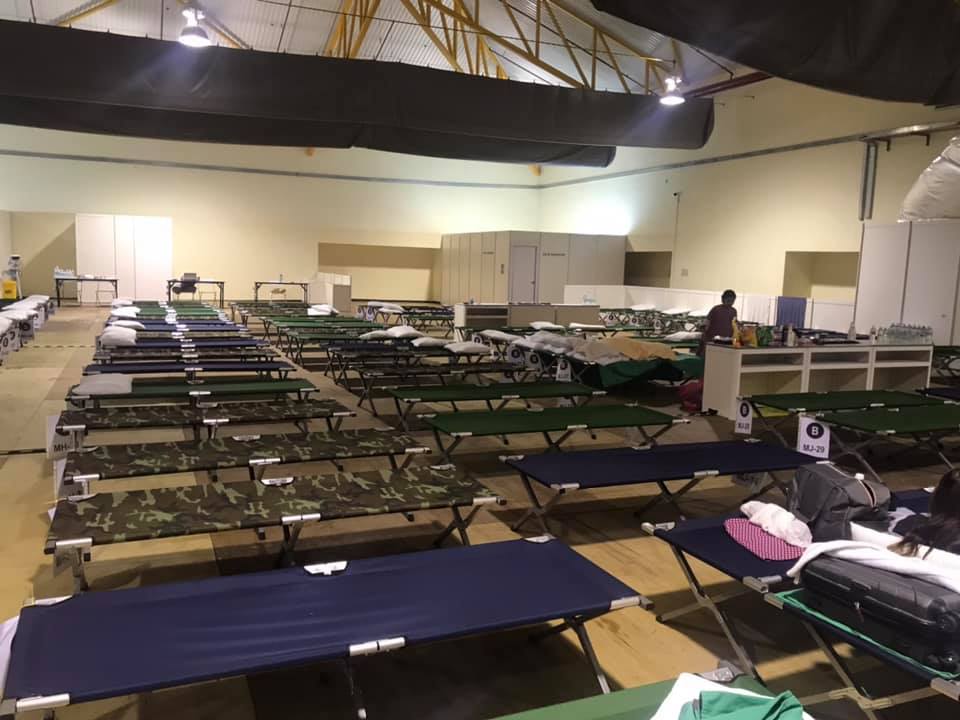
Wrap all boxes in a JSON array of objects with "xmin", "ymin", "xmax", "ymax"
[{"xmin": 1, "ymin": 306, "xmax": 956, "ymax": 720}]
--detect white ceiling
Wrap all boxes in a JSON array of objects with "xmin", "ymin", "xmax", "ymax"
[{"xmin": 0, "ymin": 0, "xmax": 740, "ymax": 92}]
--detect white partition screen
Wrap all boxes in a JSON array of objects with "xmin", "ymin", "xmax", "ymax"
[{"xmin": 76, "ymin": 214, "xmax": 172, "ymax": 301}]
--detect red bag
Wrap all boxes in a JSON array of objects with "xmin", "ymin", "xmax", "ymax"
[{"xmin": 677, "ymin": 379, "xmax": 703, "ymax": 412}]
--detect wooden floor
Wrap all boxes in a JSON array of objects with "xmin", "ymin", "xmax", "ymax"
[{"xmin": 2, "ymin": 306, "xmax": 955, "ymax": 719}]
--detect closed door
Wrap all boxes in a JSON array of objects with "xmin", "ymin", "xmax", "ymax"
[
  {"xmin": 132, "ymin": 216, "xmax": 173, "ymax": 300},
  {"xmin": 902, "ymin": 221, "xmax": 960, "ymax": 344},
  {"xmin": 510, "ymin": 245, "xmax": 538, "ymax": 302}
]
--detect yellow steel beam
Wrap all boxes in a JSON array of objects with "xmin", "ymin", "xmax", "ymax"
[
  {"xmin": 598, "ymin": 31, "xmax": 630, "ymax": 93},
  {"xmin": 54, "ymin": 0, "xmax": 123, "ymax": 26},
  {"xmin": 418, "ymin": 0, "xmax": 582, "ymax": 87},
  {"xmin": 399, "ymin": 0, "xmax": 465, "ymax": 72},
  {"xmin": 348, "ymin": 0, "xmax": 381, "ymax": 57},
  {"xmin": 546, "ymin": 0, "xmax": 665, "ymax": 63},
  {"xmin": 501, "ymin": 0, "xmax": 532, "ymax": 56},
  {"xmin": 454, "ymin": 0, "xmax": 508, "ymax": 80},
  {"xmin": 542, "ymin": 0, "xmax": 588, "ymax": 86},
  {"xmin": 323, "ymin": 0, "xmax": 354, "ymax": 56}
]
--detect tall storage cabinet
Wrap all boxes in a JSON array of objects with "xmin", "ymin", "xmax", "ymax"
[
  {"xmin": 855, "ymin": 221, "xmax": 960, "ymax": 344},
  {"xmin": 441, "ymin": 231, "xmax": 625, "ymax": 304}
]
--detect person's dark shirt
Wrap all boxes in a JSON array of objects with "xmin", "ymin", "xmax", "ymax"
[{"xmin": 699, "ymin": 303, "xmax": 737, "ymax": 355}]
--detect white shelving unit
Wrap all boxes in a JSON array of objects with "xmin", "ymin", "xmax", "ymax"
[{"xmin": 703, "ymin": 343, "xmax": 932, "ymax": 419}]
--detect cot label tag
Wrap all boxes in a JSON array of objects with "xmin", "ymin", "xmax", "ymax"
[
  {"xmin": 46, "ymin": 415, "xmax": 74, "ymax": 460},
  {"xmin": 734, "ymin": 400, "xmax": 753, "ymax": 435},
  {"xmin": 555, "ymin": 358, "xmax": 572, "ymax": 382},
  {"xmin": 797, "ymin": 416, "xmax": 830, "ymax": 459}
]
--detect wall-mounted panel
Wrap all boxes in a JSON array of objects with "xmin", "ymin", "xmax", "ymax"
[
  {"xmin": 567, "ymin": 235, "xmax": 596, "ymax": 286},
  {"xmin": 854, "ymin": 223, "xmax": 910, "ymax": 332},
  {"xmin": 114, "ymin": 215, "xmax": 135, "ymax": 299},
  {"xmin": 469, "ymin": 233, "xmax": 483, "ymax": 302},
  {"xmin": 494, "ymin": 231, "xmax": 509, "ymax": 303},
  {"xmin": 481, "ymin": 232, "xmax": 496, "ymax": 303},
  {"xmin": 902, "ymin": 221, "xmax": 960, "ymax": 344},
  {"xmin": 537, "ymin": 233, "xmax": 569, "ymax": 303},
  {"xmin": 595, "ymin": 235, "xmax": 626, "ymax": 285},
  {"xmin": 441, "ymin": 236, "xmax": 450, "ymax": 305},
  {"xmin": 459, "ymin": 233, "xmax": 470, "ymax": 304},
  {"xmin": 133, "ymin": 216, "xmax": 173, "ymax": 300}
]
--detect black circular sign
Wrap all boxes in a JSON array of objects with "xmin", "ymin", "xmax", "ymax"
[{"xmin": 805, "ymin": 421, "xmax": 825, "ymax": 439}]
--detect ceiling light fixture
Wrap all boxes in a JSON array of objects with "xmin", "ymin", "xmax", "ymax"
[
  {"xmin": 179, "ymin": 6, "xmax": 212, "ymax": 48},
  {"xmin": 660, "ymin": 76, "xmax": 685, "ymax": 106}
]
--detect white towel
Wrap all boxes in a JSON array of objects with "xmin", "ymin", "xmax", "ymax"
[{"xmin": 741, "ymin": 501, "xmax": 811, "ymax": 547}]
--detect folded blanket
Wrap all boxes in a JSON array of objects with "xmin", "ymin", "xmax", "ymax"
[
  {"xmin": 741, "ymin": 501, "xmax": 811, "ymax": 547},
  {"xmin": 597, "ymin": 336, "xmax": 676, "ymax": 361}
]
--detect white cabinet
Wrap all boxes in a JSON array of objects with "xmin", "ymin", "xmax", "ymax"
[
  {"xmin": 440, "ymin": 230, "xmax": 625, "ymax": 304},
  {"xmin": 76, "ymin": 213, "xmax": 172, "ymax": 301},
  {"xmin": 855, "ymin": 220, "xmax": 960, "ymax": 345}
]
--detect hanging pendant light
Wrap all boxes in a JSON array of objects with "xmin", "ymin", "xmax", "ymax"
[
  {"xmin": 660, "ymin": 76, "xmax": 685, "ymax": 106},
  {"xmin": 179, "ymin": 5, "xmax": 212, "ymax": 48}
]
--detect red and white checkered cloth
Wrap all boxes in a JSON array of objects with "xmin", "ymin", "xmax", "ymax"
[{"xmin": 723, "ymin": 518, "xmax": 804, "ymax": 561}]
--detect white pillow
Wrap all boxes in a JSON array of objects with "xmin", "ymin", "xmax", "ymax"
[
  {"xmin": 689, "ymin": 309, "xmax": 710, "ymax": 318},
  {"xmin": 386, "ymin": 325, "xmax": 425, "ymax": 339},
  {"xmin": 530, "ymin": 321, "xmax": 564, "ymax": 331},
  {"xmin": 444, "ymin": 341, "xmax": 491, "ymax": 355},
  {"xmin": 1, "ymin": 309, "xmax": 35, "ymax": 321},
  {"xmin": 307, "ymin": 308, "xmax": 334, "ymax": 316},
  {"xmin": 110, "ymin": 306, "xmax": 141, "ymax": 318},
  {"xmin": 111, "ymin": 298, "xmax": 134, "ymax": 307},
  {"xmin": 359, "ymin": 330, "xmax": 392, "ymax": 340},
  {"xmin": 661, "ymin": 307, "xmax": 691, "ymax": 316},
  {"xmin": 99, "ymin": 326, "xmax": 138, "ymax": 347},
  {"xmin": 73, "ymin": 374, "xmax": 133, "ymax": 395},
  {"xmin": 309, "ymin": 304, "xmax": 338, "ymax": 316},
  {"xmin": 110, "ymin": 320, "xmax": 146, "ymax": 330},
  {"xmin": 480, "ymin": 329, "xmax": 521, "ymax": 342},
  {"xmin": 365, "ymin": 301, "xmax": 387, "ymax": 308},
  {"xmin": 411, "ymin": 336, "xmax": 448, "ymax": 348},
  {"xmin": 26, "ymin": 295, "xmax": 49, "ymax": 302},
  {"xmin": 0, "ymin": 317, "xmax": 11, "ymax": 334},
  {"xmin": 664, "ymin": 331, "xmax": 702, "ymax": 341},
  {"xmin": 569, "ymin": 323, "xmax": 605, "ymax": 330},
  {"xmin": 630, "ymin": 304, "xmax": 655, "ymax": 311}
]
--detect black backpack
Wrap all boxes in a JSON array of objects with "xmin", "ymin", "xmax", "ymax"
[{"xmin": 787, "ymin": 462, "xmax": 890, "ymax": 541}]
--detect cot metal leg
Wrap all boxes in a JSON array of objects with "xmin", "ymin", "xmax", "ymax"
[
  {"xmin": 543, "ymin": 429, "xmax": 575, "ymax": 452},
  {"xmin": 58, "ymin": 547, "xmax": 90, "ymax": 593},
  {"xmin": 633, "ymin": 478, "xmax": 702, "ymax": 518},
  {"xmin": 432, "ymin": 429, "xmax": 462, "ymax": 463},
  {"xmin": 750, "ymin": 404, "xmax": 792, "ymax": 447},
  {"xmin": 433, "ymin": 505, "xmax": 480, "ymax": 546},
  {"xmin": 571, "ymin": 620, "xmax": 611, "ymax": 695},
  {"xmin": 661, "ymin": 546, "xmax": 762, "ymax": 681},
  {"xmin": 511, "ymin": 474, "xmax": 562, "ymax": 534},
  {"xmin": 341, "ymin": 659, "xmax": 369, "ymax": 720},
  {"xmin": 830, "ymin": 435, "xmax": 886, "ymax": 483},
  {"xmin": 801, "ymin": 622, "xmax": 882, "ymax": 720},
  {"xmin": 279, "ymin": 523, "xmax": 304, "ymax": 566}
]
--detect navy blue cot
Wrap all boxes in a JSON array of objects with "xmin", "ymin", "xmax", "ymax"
[
  {"xmin": 83, "ymin": 361, "xmax": 292, "ymax": 378},
  {"xmin": 923, "ymin": 386, "xmax": 960, "ymax": 402},
  {"xmin": 504, "ymin": 441, "xmax": 812, "ymax": 531},
  {"xmin": 641, "ymin": 489, "xmax": 931, "ymax": 681},
  {"xmin": 128, "ymin": 338, "xmax": 266, "ymax": 348},
  {"xmin": 1, "ymin": 538, "xmax": 642, "ymax": 715}
]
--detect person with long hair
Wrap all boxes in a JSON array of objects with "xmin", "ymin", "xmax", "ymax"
[{"xmin": 892, "ymin": 469, "xmax": 960, "ymax": 557}]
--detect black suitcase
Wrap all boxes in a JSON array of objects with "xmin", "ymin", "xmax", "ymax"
[{"xmin": 801, "ymin": 555, "xmax": 960, "ymax": 671}]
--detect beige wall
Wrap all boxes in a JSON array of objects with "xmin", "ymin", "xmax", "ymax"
[
  {"xmin": 10, "ymin": 212, "xmax": 75, "ymax": 296},
  {"xmin": 0, "ymin": 125, "xmax": 539, "ymax": 302},
  {"xmin": 316, "ymin": 242, "xmax": 439, "ymax": 300},
  {"xmin": 624, "ymin": 251, "xmax": 672, "ymax": 287},
  {"xmin": 0, "ymin": 211, "xmax": 10, "ymax": 267},
  {"xmin": 538, "ymin": 78, "xmax": 960, "ymax": 297}
]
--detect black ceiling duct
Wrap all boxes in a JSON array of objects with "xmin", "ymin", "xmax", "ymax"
[
  {"xmin": 592, "ymin": 0, "xmax": 960, "ymax": 106},
  {"xmin": 0, "ymin": 21, "xmax": 715, "ymax": 167}
]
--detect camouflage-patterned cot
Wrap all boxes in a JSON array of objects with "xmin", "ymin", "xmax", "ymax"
[
  {"xmin": 61, "ymin": 429, "xmax": 432, "ymax": 494},
  {"xmin": 48, "ymin": 464, "xmax": 503, "ymax": 591},
  {"xmin": 57, "ymin": 398, "xmax": 355, "ymax": 446}
]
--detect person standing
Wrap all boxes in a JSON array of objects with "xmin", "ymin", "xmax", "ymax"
[{"xmin": 698, "ymin": 289, "xmax": 738, "ymax": 356}]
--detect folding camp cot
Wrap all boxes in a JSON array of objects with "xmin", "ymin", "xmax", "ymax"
[
  {"xmin": 514, "ymin": 345, "xmax": 703, "ymax": 388},
  {"xmin": 330, "ymin": 345, "xmax": 491, "ymax": 387},
  {"xmin": 494, "ymin": 670, "xmax": 776, "ymax": 720},
  {"xmin": 57, "ymin": 397, "xmax": 354, "ymax": 446},
  {"xmin": 767, "ymin": 587, "xmax": 960, "ymax": 718},
  {"xmin": 933, "ymin": 346, "xmax": 960, "ymax": 381},
  {"xmin": 124, "ymin": 337, "xmax": 268, "ymax": 349},
  {"xmin": 816, "ymin": 403, "xmax": 960, "ymax": 480},
  {"xmin": 923, "ymin": 386, "xmax": 960, "ymax": 402},
  {"xmin": 66, "ymin": 376, "xmax": 316, "ymax": 408},
  {"xmin": 125, "ymin": 330, "xmax": 250, "ymax": 341},
  {"xmin": 94, "ymin": 346, "xmax": 280, "ymax": 363},
  {"xmin": 61, "ymin": 428, "xmax": 431, "ymax": 493},
  {"xmin": 390, "ymin": 381, "xmax": 606, "ymax": 429},
  {"xmin": 746, "ymin": 390, "xmax": 941, "ymax": 446},
  {"xmin": 505, "ymin": 440, "xmax": 812, "ymax": 533},
  {"xmin": 404, "ymin": 311, "xmax": 455, "ymax": 336},
  {"xmin": 641, "ymin": 489, "xmax": 929, "ymax": 685},
  {"xmin": 109, "ymin": 322, "xmax": 241, "ymax": 332},
  {"xmin": 47, "ymin": 464, "xmax": 503, "ymax": 591},
  {"xmin": 261, "ymin": 317, "xmax": 382, "ymax": 343},
  {"xmin": 82, "ymin": 359, "xmax": 294, "ymax": 380},
  {"xmin": 354, "ymin": 361, "xmax": 523, "ymax": 414},
  {"xmin": 284, "ymin": 333, "xmax": 399, "ymax": 367},
  {"xmin": 0, "ymin": 538, "xmax": 642, "ymax": 718},
  {"xmin": 424, "ymin": 404, "xmax": 685, "ymax": 461}
]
